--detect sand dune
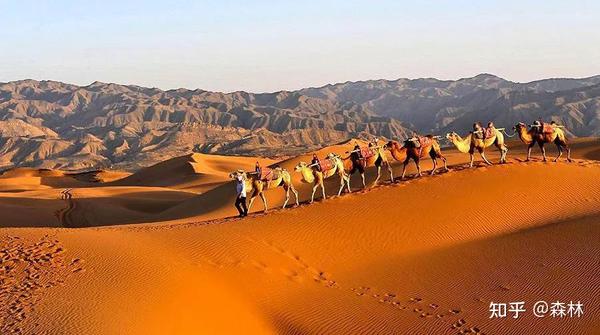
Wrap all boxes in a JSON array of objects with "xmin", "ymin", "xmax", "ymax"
[
  {"xmin": 0, "ymin": 139, "xmax": 599, "ymax": 334},
  {"xmin": 113, "ymin": 152, "xmax": 277, "ymax": 193}
]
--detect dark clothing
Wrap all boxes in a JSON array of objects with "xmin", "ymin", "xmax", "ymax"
[
  {"xmin": 311, "ymin": 158, "xmax": 321, "ymax": 171},
  {"xmin": 353, "ymin": 146, "xmax": 363, "ymax": 160},
  {"xmin": 235, "ymin": 196, "xmax": 248, "ymax": 217},
  {"xmin": 408, "ymin": 136, "xmax": 420, "ymax": 148},
  {"xmin": 473, "ymin": 128, "xmax": 484, "ymax": 139}
]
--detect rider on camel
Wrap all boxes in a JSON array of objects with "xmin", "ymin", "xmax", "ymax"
[
  {"xmin": 255, "ymin": 161, "xmax": 262, "ymax": 175},
  {"xmin": 407, "ymin": 132, "xmax": 421, "ymax": 148},
  {"xmin": 353, "ymin": 142, "xmax": 363, "ymax": 159},
  {"xmin": 473, "ymin": 122, "xmax": 485, "ymax": 139},
  {"xmin": 311, "ymin": 154, "xmax": 321, "ymax": 172},
  {"xmin": 485, "ymin": 121, "xmax": 496, "ymax": 139}
]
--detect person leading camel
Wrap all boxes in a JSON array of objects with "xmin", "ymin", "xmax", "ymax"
[
  {"xmin": 229, "ymin": 169, "xmax": 298, "ymax": 212},
  {"xmin": 234, "ymin": 172, "xmax": 248, "ymax": 217}
]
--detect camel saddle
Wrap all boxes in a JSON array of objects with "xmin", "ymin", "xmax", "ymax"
[
  {"xmin": 542, "ymin": 123, "xmax": 555, "ymax": 134},
  {"xmin": 360, "ymin": 147, "xmax": 376, "ymax": 159},
  {"xmin": 318, "ymin": 158, "xmax": 334, "ymax": 172},
  {"xmin": 418, "ymin": 136, "xmax": 433, "ymax": 147},
  {"xmin": 258, "ymin": 168, "xmax": 278, "ymax": 181},
  {"xmin": 405, "ymin": 136, "xmax": 432, "ymax": 148},
  {"xmin": 484, "ymin": 127, "xmax": 496, "ymax": 139}
]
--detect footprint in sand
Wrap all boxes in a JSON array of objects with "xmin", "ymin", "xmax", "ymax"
[
  {"xmin": 250, "ymin": 260, "xmax": 270, "ymax": 273},
  {"xmin": 409, "ymin": 297, "xmax": 423, "ymax": 303},
  {"xmin": 451, "ymin": 318, "xmax": 467, "ymax": 329},
  {"xmin": 350, "ymin": 286, "xmax": 371, "ymax": 296},
  {"xmin": 0, "ymin": 235, "xmax": 83, "ymax": 335},
  {"xmin": 281, "ymin": 269, "xmax": 303, "ymax": 283}
]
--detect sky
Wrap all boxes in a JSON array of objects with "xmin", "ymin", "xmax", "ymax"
[{"xmin": 1, "ymin": 0, "xmax": 599, "ymax": 93}]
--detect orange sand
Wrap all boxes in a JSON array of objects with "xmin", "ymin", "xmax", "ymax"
[{"xmin": 1, "ymin": 138, "xmax": 599, "ymax": 334}]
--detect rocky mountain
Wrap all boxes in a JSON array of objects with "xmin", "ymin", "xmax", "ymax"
[{"xmin": 1, "ymin": 74, "xmax": 599, "ymax": 170}]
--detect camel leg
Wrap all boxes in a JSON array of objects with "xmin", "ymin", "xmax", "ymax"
[
  {"xmin": 554, "ymin": 144, "xmax": 563, "ymax": 162},
  {"xmin": 373, "ymin": 165, "xmax": 382, "ymax": 185},
  {"xmin": 260, "ymin": 192, "xmax": 268, "ymax": 212},
  {"xmin": 321, "ymin": 182, "xmax": 326, "ymax": 200},
  {"xmin": 496, "ymin": 143, "xmax": 507, "ymax": 163},
  {"xmin": 291, "ymin": 185, "xmax": 299, "ymax": 206},
  {"xmin": 345, "ymin": 175, "xmax": 352, "ymax": 193},
  {"xmin": 430, "ymin": 157, "xmax": 437, "ymax": 175},
  {"xmin": 360, "ymin": 173, "xmax": 366, "ymax": 188},
  {"xmin": 337, "ymin": 176, "xmax": 345, "ymax": 196},
  {"xmin": 480, "ymin": 149, "xmax": 492, "ymax": 165},
  {"xmin": 310, "ymin": 184, "xmax": 317, "ymax": 203},
  {"xmin": 481, "ymin": 152, "xmax": 492, "ymax": 165},
  {"xmin": 248, "ymin": 196, "xmax": 254, "ymax": 212},
  {"xmin": 282, "ymin": 186, "xmax": 291, "ymax": 209},
  {"xmin": 469, "ymin": 152, "xmax": 475, "ymax": 168},
  {"xmin": 247, "ymin": 190, "xmax": 259, "ymax": 212},
  {"xmin": 415, "ymin": 158, "xmax": 423, "ymax": 177},
  {"xmin": 566, "ymin": 145, "xmax": 572, "ymax": 162},
  {"xmin": 539, "ymin": 143, "xmax": 547, "ymax": 162},
  {"xmin": 526, "ymin": 143, "xmax": 535, "ymax": 162},
  {"xmin": 401, "ymin": 159, "xmax": 409, "ymax": 179},
  {"xmin": 387, "ymin": 162, "xmax": 394, "ymax": 183}
]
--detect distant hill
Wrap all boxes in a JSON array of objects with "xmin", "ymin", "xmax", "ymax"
[{"xmin": 1, "ymin": 74, "xmax": 599, "ymax": 170}]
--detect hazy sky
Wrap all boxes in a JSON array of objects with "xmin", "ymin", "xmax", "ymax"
[{"xmin": 1, "ymin": 0, "xmax": 599, "ymax": 92}]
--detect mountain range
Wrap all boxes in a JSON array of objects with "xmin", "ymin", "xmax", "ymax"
[{"xmin": 1, "ymin": 73, "xmax": 600, "ymax": 170}]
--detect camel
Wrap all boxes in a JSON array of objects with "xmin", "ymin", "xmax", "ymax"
[
  {"xmin": 446, "ymin": 129, "xmax": 508, "ymax": 167},
  {"xmin": 229, "ymin": 167, "xmax": 299, "ymax": 213},
  {"xmin": 341, "ymin": 144, "xmax": 394, "ymax": 188},
  {"xmin": 385, "ymin": 136, "xmax": 448, "ymax": 179},
  {"xmin": 514, "ymin": 122, "xmax": 571, "ymax": 162},
  {"xmin": 294, "ymin": 153, "xmax": 351, "ymax": 203}
]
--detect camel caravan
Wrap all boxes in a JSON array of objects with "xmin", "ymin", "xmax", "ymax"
[{"xmin": 231, "ymin": 119, "xmax": 573, "ymax": 217}]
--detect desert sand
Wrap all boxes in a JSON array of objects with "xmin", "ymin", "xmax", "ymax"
[{"xmin": 1, "ymin": 138, "xmax": 599, "ymax": 334}]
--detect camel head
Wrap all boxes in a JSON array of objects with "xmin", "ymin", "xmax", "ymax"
[
  {"xmin": 384, "ymin": 140, "xmax": 398, "ymax": 150},
  {"xmin": 294, "ymin": 162, "xmax": 308, "ymax": 172},
  {"xmin": 514, "ymin": 122, "xmax": 527, "ymax": 132},
  {"xmin": 229, "ymin": 170, "xmax": 246, "ymax": 180}
]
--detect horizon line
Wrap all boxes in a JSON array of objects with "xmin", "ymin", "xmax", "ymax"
[{"xmin": 2, "ymin": 72, "xmax": 600, "ymax": 95}]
